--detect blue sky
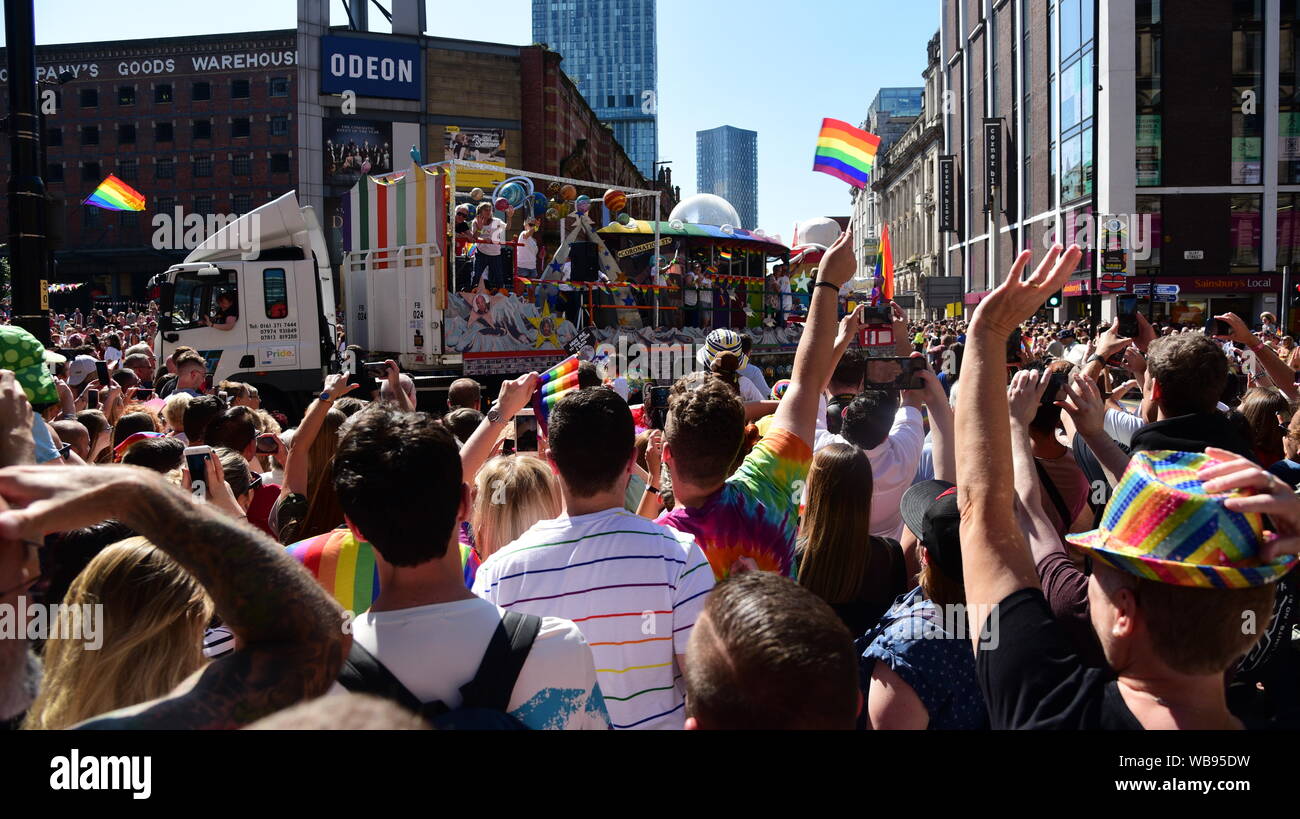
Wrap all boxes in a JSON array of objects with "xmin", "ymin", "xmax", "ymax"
[{"xmin": 4, "ymin": 0, "xmax": 938, "ymax": 242}]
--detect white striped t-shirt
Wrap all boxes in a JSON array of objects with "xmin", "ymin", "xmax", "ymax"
[{"xmin": 473, "ymin": 507, "xmax": 714, "ymax": 730}]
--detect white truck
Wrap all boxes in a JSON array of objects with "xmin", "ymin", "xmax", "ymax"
[{"xmin": 150, "ymin": 192, "xmax": 344, "ymax": 414}]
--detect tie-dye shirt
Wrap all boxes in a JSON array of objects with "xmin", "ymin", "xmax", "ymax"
[{"xmin": 658, "ymin": 427, "xmax": 812, "ymax": 579}]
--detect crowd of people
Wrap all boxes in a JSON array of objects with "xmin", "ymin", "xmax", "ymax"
[{"xmin": 3, "ymin": 231, "xmax": 1299, "ymax": 731}]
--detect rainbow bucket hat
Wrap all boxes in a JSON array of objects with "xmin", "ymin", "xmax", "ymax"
[
  {"xmin": 1066, "ymin": 450, "xmax": 1297, "ymax": 589},
  {"xmin": 770, "ymin": 379, "xmax": 792, "ymax": 400}
]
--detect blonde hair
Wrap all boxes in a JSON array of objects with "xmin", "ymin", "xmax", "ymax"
[
  {"xmin": 162, "ymin": 392, "xmax": 191, "ymax": 434},
  {"xmin": 23, "ymin": 538, "xmax": 212, "ymax": 730},
  {"xmin": 472, "ymin": 456, "xmax": 563, "ymax": 560}
]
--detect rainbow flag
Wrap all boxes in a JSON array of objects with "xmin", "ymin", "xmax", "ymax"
[
  {"xmin": 876, "ymin": 222, "xmax": 894, "ymax": 300},
  {"xmin": 83, "ymin": 174, "xmax": 146, "ymax": 212},
  {"xmin": 532, "ymin": 354, "xmax": 583, "ymax": 434},
  {"xmin": 813, "ymin": 118, "xmax": 881, "ymax": 189},
  {"xmin": 719, "ymin": 250, "xmax": 733, "ymax": 261}
]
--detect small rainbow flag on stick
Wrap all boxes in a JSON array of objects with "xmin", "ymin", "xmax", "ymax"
[
  {"xmin": 83, "ymin": 174, "xmax": 146, "ymax": 212},
  {"xmin": 532, "ymin": 354, "xmax": 583, "ymax": 434},
  {"xmin": 813, "ymin": 118, "xmax": 881, "ymax": 189}
]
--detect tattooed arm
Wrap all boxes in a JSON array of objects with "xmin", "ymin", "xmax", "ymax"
[{"xmin": 0, "ymin": 465, "xmax": 348, "ymax": 729}]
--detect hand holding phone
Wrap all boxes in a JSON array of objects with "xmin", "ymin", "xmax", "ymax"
[
  {"xmin": 514, "ymin": 409, "xmax": 538, "ymax": 453},
  {"xmin": 184, "ymin": 445, "xmax": 215, "ymax": 501},
  {"xmin": 1116, "ymin": 295, "xmax": 1139, "ymax": 339},
  {"xmin": 255, "ymin": 433, "xmax": 280, "ymax": 454},
  {"xmin": 95, "ymin": 360, "xmax": 111, "ymax": 385}
]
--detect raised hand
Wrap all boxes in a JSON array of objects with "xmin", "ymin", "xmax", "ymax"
[
  {"xmin": 816, "ymin": 226, "xmax": 857, "ymax": 287},
  {"xmin": 971, "ymin": 244, "xmax": 1082, "ymax": 338},
  {"xmin": 1200, "ymin": 448, "xmax": 1300, "ymax": 561}
]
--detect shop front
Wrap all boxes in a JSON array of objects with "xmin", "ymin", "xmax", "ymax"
[{"xmin": 1129, "ymin": 274, "xmax": 1280, "ymax": 330}]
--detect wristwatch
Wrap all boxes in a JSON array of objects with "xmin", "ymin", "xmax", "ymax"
[
  {"xmin": 1086, "ymin": 354, "xmax": 1105, "ymax": 365},
  {"xmin": 486, "ymin": 402, "xmax": 504, "ymax": 424},
  {"xmin": 319, "ymin": 391, "xmax": 332, "ymax": 403}
]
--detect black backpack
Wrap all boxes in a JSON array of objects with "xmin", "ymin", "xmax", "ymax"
[{"xmin": 337, "ymin": 611, "xmax": 542, "ymax": 730}]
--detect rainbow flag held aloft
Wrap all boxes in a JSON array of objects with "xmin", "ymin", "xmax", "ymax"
[
  {"xmin": 876, "ymin": 222, "xmax": 895, "ymax": 301},
  {"xmin": 813, "ymin": 118, "xmax": 881, "ymax": 189},
  {"xmin": 719, "ymin": 250, "xmax": 733, "ymax": 261},
  {"xmin": 532, "ymin": 354, "xmax": 583, "ymax": 434},
  {"xmin": 82, "ymin": 174, "xmax": 146, "ymax": 212}
]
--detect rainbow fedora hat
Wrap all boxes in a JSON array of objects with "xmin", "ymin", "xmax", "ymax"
[{"xmin": 1066, "ymin": 450, "xmax": 1297, "ymax": 589}]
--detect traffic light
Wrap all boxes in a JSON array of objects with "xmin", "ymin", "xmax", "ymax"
[{"xmin": 1046, "ymin": 291, "xmax": 1063, "ymax": 309}]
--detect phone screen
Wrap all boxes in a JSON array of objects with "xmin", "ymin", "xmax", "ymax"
[
  {"xmin": 363, "ymin": 362, "xmax": 390, "ymax": 379},
  {"xmin": 1116, "ymin": 295, "xmax": 1139, "ymax": 338},
  {"xmin": 649, "ymin": 386, "xmax": 672, "ymax": 430},
  {"xmin": 184, "ymin": 446, "xmax": 213, "ymax": 500},
  {"xmin": 514, "ymin": 411, "xmax": 538, "ymax": 452},
  {"xmin": 86, "ymin": 389, "xmax": 99, "ymax": 409},
  {"xmin": 864, "ymin": 357, "xmax": 927, "ymax": 390},
  {"xmin": 95, "ymin": 361, "xmax": 110, "ymax": 385}
]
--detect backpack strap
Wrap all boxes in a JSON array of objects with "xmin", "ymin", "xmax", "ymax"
[
  {"xmin": 336, "ymin": 638, "xmax": 425, "ymax": 716},
  {"xmin": 457, "ymin": 611, "xmax": 542, "ymax": 713}
]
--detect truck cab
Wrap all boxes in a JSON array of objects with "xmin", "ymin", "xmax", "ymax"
[{"xmin": 151, "ymin": 192, "xmax": 338, "ymax": 414}]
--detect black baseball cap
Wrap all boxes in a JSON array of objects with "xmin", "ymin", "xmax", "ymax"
[{"xmin": 900, "ymin": 479, "xmax": 963, "ymax": 583}]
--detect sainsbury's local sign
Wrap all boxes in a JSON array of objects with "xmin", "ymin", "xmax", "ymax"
[{"xmin": 320, "ymin": 35, "xmax": 421, "ymax": 101}]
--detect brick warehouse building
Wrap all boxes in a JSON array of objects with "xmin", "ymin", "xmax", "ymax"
[
  {"xmin": 0, "ymin": 30, "xmax": 299, "ymax": 304},
  {"xmin": 940, "ymin": 0, "xmax": 1300, "ymax": 327},
  {"xmin": 0, "ymin": 20, "xmax": 670, "ymax": 307}
]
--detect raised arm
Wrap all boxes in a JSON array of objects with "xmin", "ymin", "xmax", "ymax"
[
  {"xmin": 280, "ymin": 372, "xmax": 358, "ymax": 498},
  {"xmin": 461, "ymin": 371, "xmax": 538, "ymax": 480},
  {"xmin": 916, "ymin": 369, "xmax": 956, "ymax": 484},
  {"xmin": 1057, "ymin": 373, "xmax": 1129, "ymax": 488},
  {"xmin": 1006, "ymin": 369, "xmax": 1068, "ymax": 565},
  {"xmin": 955, "ymin": 244, "xmax": 1081, "ymax": 640},
  {"xmin": 772, "ymin": 227, "xmax": 857, "ymax": 447},
  {"xmin": 0, "ymin": 465, "xmax": 347, "ymax": 728},
  {"xmin": 1215, "ymin": 312, "xmax": 1299, "ymax": 402},
  {"xmin": 822, "ymin": 305, "xmax": 864, "ymax": 394}
]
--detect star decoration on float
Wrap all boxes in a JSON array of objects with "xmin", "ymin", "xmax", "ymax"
[
  {"xmin": 792, "ymin": 272, "xmax": 812, "ymax": 293},
  {"xmin": 528, "ymin": 304, "xmax": 562, "ymax": 349}
]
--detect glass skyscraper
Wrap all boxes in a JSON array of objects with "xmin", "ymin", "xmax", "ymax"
[
  {"xmin": 696, "ymin": 126, "xmax": 758, "ymax": 230},
  {"xmin": 532, "ymin": 0, "xmax": 658, "ymax": 178}
]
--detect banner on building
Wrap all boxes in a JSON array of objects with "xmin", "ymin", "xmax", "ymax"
[
  {"xmin": 983, "ymin": 119, "xmax": 1003, "ymax": 203},
  {"xmin": 320, "ymin": 35, "xmax": 421, "ymax": 100},
  {"xmin": 444, "ymin": 126, "xmax": 509, "ymax": 191},
  {"xmin": 324, "ymin": 118, "xmax": 394, "ymax": 191},
  {"xmin": 1136, "ymin": 114, "xmax": 1162, "ymax": 186},
  {"xmin": 938, "ymin": 155, "xmax": 956, "ymax": 233}
]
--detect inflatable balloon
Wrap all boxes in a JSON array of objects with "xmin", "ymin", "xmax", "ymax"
[
  {"xmin": 575, "ymin": 195, "xmax": 591, "ymax": 214},
  {"xmin": 531, "ymin": 192, "xmax": 548, "ymax": 217},
  {"xmin": 548, "ymin": 181, "xmax": 561, "ymax": 194},
  {"xmin": 499, "ymin": 182, "xmax": 527, "ymax": 208},
  {"xmin": 545, "ymin": 208, "xmax": 559, "ymax": 220},
  {"xmin": 470, "ymin": 187, "xmax": 485, "ymax": 201},
  {"xmin": 617, "ymin": 213, "xmax": 632, "ymax": 226},
  {"xmin": 669, "ymin": 193, "xmax": 742, "ymax": 228},
  {"xmin": 603, "ymin": 189, "xmax": 627, "ymax": 212},
  {"xmin": 494, "ymin": 197, "xmax": 511, "ymax": 212},
  {"xmin": 560, "ymin": 184, "xmax": 577, "ymax": 202}
]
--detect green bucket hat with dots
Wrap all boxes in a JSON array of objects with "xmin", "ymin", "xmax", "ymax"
[{"xmin": 0, "ymin": 325, "xmax": 63, "ymax": 405}]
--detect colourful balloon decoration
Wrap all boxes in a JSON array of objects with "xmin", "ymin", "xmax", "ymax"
[
  {"xmin": 499, "ymin": 182, "xmax": 527, "ymax": 208},
  {"xmin": 470, "ymin": 187, "xmax": 485, "ymax": 201},
  {"xmin": 545, "ymin": 208, "xmax": 559, "ymax": 220},
  {"xmin": 575, "ymin": 195, "xmax": 591, "ymax": 214},
  {"xmin": 548, "ymin": 181, "xmax": 561, "ymax": 194},
  {"xmin": 560, "ymin": 184, "xmax": 577, "ymax": 202},
  {"xmin": 494, "ymin": 197, "xmax": 511, "ymax": 212},
  {"xmin": 617, "ymin": 213, "xmax": 632, "ymax": 226},
  {"xmin": 531, "ymin": 192, "xmax": 548, "ymax": 217},
  {"xmin": 603, "ymin": 189, "xmax": 627, "ymax": 212}
]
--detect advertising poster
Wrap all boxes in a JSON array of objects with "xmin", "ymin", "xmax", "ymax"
[
  {"xmin": 444, "ymin": 126, "xmax": 509, "ymax": 190},
  {"xmin": 324, "ymin": 118, "xmax": 394, "ymax": 191},
  {"xmin": 1136, "ymin": 114, "xmax": 1161, "ymax": 186}
]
